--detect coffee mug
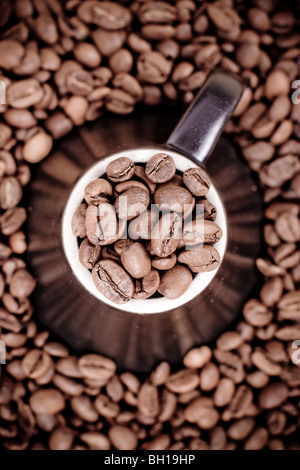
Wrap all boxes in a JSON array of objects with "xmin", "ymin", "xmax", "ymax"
[{"xmin": 27, "ymin": 70, "xmax": 262, "ymax": 371}]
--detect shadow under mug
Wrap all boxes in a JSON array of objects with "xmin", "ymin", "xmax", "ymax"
[{"xmin": 27, "ymin": 71, "xmax": 263, "ymax": 371}]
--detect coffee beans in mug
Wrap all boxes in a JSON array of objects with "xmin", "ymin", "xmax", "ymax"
[
  {"xmin": 1, "ymin": 0, "xmax": 300, "ymax": 451},
  {"xmin": 71, "ymin": 153, "xmax": 221, "ymax": 302}
]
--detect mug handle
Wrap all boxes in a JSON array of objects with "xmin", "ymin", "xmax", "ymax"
[{"xmin": 167, "ymin": 70, "xmax": 243, "ymax": 164}]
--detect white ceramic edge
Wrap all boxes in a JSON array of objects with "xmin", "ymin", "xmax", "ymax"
[{"xmin": 62, "ymin": 147, "xmax": 227, "ymax": 314}]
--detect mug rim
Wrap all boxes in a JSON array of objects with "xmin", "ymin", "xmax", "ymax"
[{"xmin": 62, "ymin": 145, "xmax": 228, "ymax": 314}]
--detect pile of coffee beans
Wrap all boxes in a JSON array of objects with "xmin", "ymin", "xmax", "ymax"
[
  {"xmin": 0, "ymin": 0, "xmax": 300, "ymax": 450},
  {"xmin": 71, "ymin": 154, "xmax": 222, "ymax": 303}
]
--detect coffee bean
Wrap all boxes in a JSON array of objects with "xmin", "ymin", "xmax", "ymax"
[
  {"xmin": 184, "ymin": 397, "xmax": 219, "ymax": 430},
  {"xmin": 70, "ymin": 396, "xmax": 98, "ymax": 423},
  {"xmin": 112, "ymin": 73, "xmax": 143, "ymax": 101},
  {"xmin": 78, "ymin": 2, "xmax": 132, "ymax": 30},
  {"xmin": 243, "ymin": 299, "xmax": 273, "ymax": 327},
  {"xmin": 198, "ymin": 199, "xmax": 217, "ymax": 221},
  {"xmin": 251, "ymin": 349, "xmax": 282, "ymax": 376},
  {"xmin": 71, "ymin": 203, "xmax": 87, "ymax": 239},
  {"xmin": 207, "ymin": 4, "xmax": 241, "ymax": 33},
  {"xmin": 134, "ymin": 165, "xmax": 157, "ymax": 194},
  {"xmin": 121, "ymin": 242, "xmax": 151, "ymax": 279},
  {"xmin": 84, "ymin": 179, "xmax": 112, "ymax": 204},
  {"xmin": 145, "ymin": 153, "xmax": 176, "ymax": 183},
  {"xmin": 199, "ymin": 363, "xmax": 219, "ymax": 391},
  {"xmin": 21, "ymin": 350, "xmax": 52, "ymax": 379},
  {"xmin": 166, "ymin": 369, "xmax": 199, "ymax": 394},
  {"xmin": 183, "ymin": 220, "xmax": 223, "ymax": 246},
  {"xmin": 92, "ymin": 260, "xmax": 134, "ymax": 304},
  {"xmin": 216, "ymin": 331, "xmax": 243, "ymax": 351},
  {"xmin": 133, "ymin": 269, "xmax": 160, "ymax": 299},
  {"xmin": 151, "ymin": 212, "xmax": 181, "ymax": 257},
  {"xmin": 128, "ymin": 209, "xmax": 159, "ymax": 240},
  {"xmin": 9, "ymin": 268, "xmax": 36, "ymax": 298},
  {"xmin": 137, "ymin": 51, "xmax": 172, "ymax": 84},
  {"xmin": 49, "ymin": 427, "xmax": 75, "ymax": 451},
  {"xmin": 74, "ymin": 42, "xmax": 101, "ymax": 68},
  {"xmin": 80, "ymin": 432, "xmax": 110, "ymax": 450},
  {"xmin": 106, "ymin": 157, "xmax": 135, "ymax": 182},
  {"xmin": 0, "ymin": 177, "xmax": 22, "ymax": 210},
  {"xmin": 92, "ymin": 29, "xmax": 126, "ymax": 56},
  {"xmin": 7, "ymin": 78, "xmax": 43, "ymax": 108},
  {"xmin": 109, "ymin": 49, "xmax": 133, "ymax": 74},
  {"xmin": 114, "ymin": 187, "xmax": 150, "ymax": 220},
  {"xmin": 151, "ymin": 253, "xmax": 176, "ymax": 270},
  {"xmin": 56, "ymin": 357, "xmax": 82, "ymax": 379},
  {"xmin": 0, "ymin": 207, "xmax": 27, "ymax": 236},
  {"xmin": 45, "ymin": 112, "xmax": 73, "ymax": 139},
  {"xmin": 244, "ymin": 427, "xmax": 268, "ymax": 450},
  {"xmin": 275, "ymin": 211, "xmax": 300, "ymax": 242},
  {"xmin": 22, "ymin": 130, "xmax": 53, "ymax": 163},
  {"xmin": 154, "ymin": 185, "xmax": 193, "ymax": 213},
  {"xmin": 86, "ymin": 203, "xmax": 120, "ymax": 245},
  {"xmin": 158, "ymin": 265, "xmax": 192, "ymax": 299},
  {"xmin": 228, "ymin": 418, "xmax": 255, "ymax": 441},
  {"xmin": 108, "ymin": 425, "xmax": 137, "ymax": 450},
  {"xmin": 265, "ymin": 70, "xmax": 290, "ymax": 100},
  {"xmin": 29, "ymin": 389, "xmax": 65, "ymax": 415},
  {"xmin": 0, "ymin": 39, "xmax": 25, "ymax": 70},
  {"xmin": 178, "ymin": 246, "xmax": 220, "ymax": 273},
  {"xmin": 78, "ymin": 353, "xmax": 116, "ymax": 382}
]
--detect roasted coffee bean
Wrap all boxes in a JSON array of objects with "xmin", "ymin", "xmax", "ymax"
[
  {"xmin": 92, "ymin": 29, "xmax": 126, "ymax": 57},
  {"xmin": 154, "ymin": 186, "xmax": 193, "ymax": 213},
  {"xmin": 0, "ymin": 207, "xmax": 27, "ymax": 236},
  {"xmin": 0, "ymin": 39, "xmax": 25, "ymax": 70},
  {"xmin": 78, "ymin": 354, "xmax": 116, "ymax": 381},
  {"xmin": 70, "ymin": 396, "xmax": 98, "ymax": 423},
  {"xmin": 178, "ymin": 246, "xmax": 220, "ymax": 273},
  {"xmin": 80, "ymin": 432, "xmax": 110, "ymax": 450},
  {"xmin": 128, "ymin": 209, "xmax": 159, "ymax": 240},
  {"xmin": 120, "ymin": 242, "xmax": 151, "ymax": 279},
  {"xmin": 183, "ymin": 167, "xmax": 211, "ymax": 196},
  {"xmin": 23, "ymin": 130, "xmax": 53, "ymax": 164},
  {"xmin": 106, "ymin": 157, "xmax": 135, "ymax": 182},
  {"xmin": 158, "ymin": 265, "xmax": 192, "ymax": 299},
  {"xmin": 137, "ymin": 51, "xmax": 172, "ymax": 84},
  {"xmin": 7, "ymin": 79, "xmax": 43, "ymax": 108},
  {"xmin": 151, "ymin": 253, "xmax": 176, "ymax": 270},
  {"xmin": 108, "ymin": 425, "xmax": 137, "ymax": 450},
  {"xmin": 29, "ymin": 389, "xmax": 65, "ymax": 415},
  {"xmin": 10, "ymin": 268, "xmax": 36, "ymax": 298},
  {"xmin": 84, "ymin": 179, "xmax": 112, "ymax": 204},
  {"xmin": 134, "ymin": 165, "xmax": 157, "ymax": 194},
  {"xmin": 1, "ymin": 0, "xmax": 300, "ymax": 451},
  {"xmin": 112, "ymin": 73, "xmax": 143, "ymax": 101},
  {"xmin": 0, "ymin": 177, "xmax": 22, "ymax": 210},
  {"xmin": 114, "ymin": 187, "xmax": 150, "ymax": 220},
  {"xmin": 22, "ymin": 350, "xmax": 52, "ymax": 379},
  {"xmin": 133, "ymin": 269, "xmax": 160, "ymax": 299},
  {"xmin": 86, "ymin": 203, "xmax": 120, "ymax": 245},
  {"xmin": 145, "ymin": 153, "xmax": 176, "ymax": 183},
  {"xmin": 78, "ymin": 2, "xmax": 132, "ymax": 31},
  {"xmin": 183, "ymin": 220, "xmax": 223, "ymax": 246},
  {"xmin": 151, "ymin": 212, "xmax": 181, "ymax": 257},
  {"xmin": 92, "ymin": 260, "xmax": 134, "ymax": 304},
  {"xmin": 71, "ymin": 204, "xmax": 87, "ymax": 239},
  {"xmin": 198, "ymin": 199, "xmax": 217, "ymax": 221},
  {"xmin": 184, "ymin": 397, "xmax": 219, "ymax": 430}
]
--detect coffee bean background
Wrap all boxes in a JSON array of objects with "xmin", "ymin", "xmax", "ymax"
[{"xmin": 0, "ymin": 0, "xmax": 300, "ymax": 450}]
